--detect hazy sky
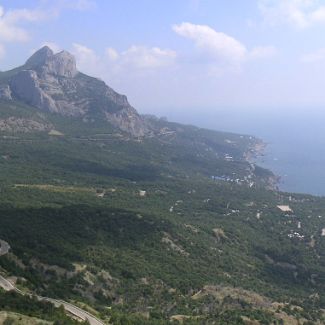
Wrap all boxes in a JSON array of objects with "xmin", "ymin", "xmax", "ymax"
[{"xmin": 1, "ymin": 0, "xmax": 325, "ymax": 116}]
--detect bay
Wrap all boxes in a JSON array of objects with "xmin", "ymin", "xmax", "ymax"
[{"xmin": 165, "ymin": 109, "xmax": 325, "ymax": 196}]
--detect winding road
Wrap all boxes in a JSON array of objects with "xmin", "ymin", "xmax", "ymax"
[
  {"xmin": 0, "ymin": 274, "xmax": 15, "ymax": 292},
  {"xmin": 0, "ymin": 240, "xmax": 105, "ymax": 325}
]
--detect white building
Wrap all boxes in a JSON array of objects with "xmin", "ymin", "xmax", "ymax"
[
  {"xmin": 277, "ymin": 205, "xmax": 293, "ymax": 213},
  {"xmin": 139, "ymin": 190, "xmax": 146, "ymax": 197}
]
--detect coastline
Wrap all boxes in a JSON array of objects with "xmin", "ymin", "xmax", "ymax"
[{"xmin": 246, "ymin": 138, "xmax": 281, "ymax": 191}]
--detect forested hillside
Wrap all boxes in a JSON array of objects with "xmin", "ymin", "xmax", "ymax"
[{"xmin": 0, "ymin": 101, "xmax": 323, "ymax": 324}]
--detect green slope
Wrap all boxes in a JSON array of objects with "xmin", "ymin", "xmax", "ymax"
[{"xmin": 0, "ymin": 100, "xmax": 323, "ymax": 324}]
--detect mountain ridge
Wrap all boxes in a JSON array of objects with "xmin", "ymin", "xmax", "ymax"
[{"xmin": 0, "ymin": 46, "xmax": 149, "ymax": 137}]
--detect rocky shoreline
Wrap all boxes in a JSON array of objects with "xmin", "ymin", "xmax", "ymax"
[{"xmin": 246, "ymin": 139, "xmax": 281, "ymax": 191}]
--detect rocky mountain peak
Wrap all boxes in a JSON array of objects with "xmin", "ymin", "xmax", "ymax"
[
  {"xmin": 0, "ymin": 47, "xmax": 150, "ymax": 137},
  {"xmin": 25, "ymin": 47, "xmax": 77, "ymax": 78},
  {"xmin": 44, "ymin": 50, "xmax": 77, "ymax": 78},
  {"xmin": 25, "ymin": 46, "xmax": 54, "ymax": 69}
]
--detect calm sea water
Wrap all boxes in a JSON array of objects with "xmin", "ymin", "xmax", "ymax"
[{"xmin": 165, "ymin": 109, "xmax": 325, "ymax": 196}]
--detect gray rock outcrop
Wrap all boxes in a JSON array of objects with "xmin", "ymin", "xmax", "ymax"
[
  {"xmin": 10, "ymin": 70, "xmax": 57, "ymax": 113},
  {"xmin": 0, "ymin": 46, "xmax": 150, "ymax": 136},
  {"xmin": 0, "ymin": 85, "xmax": 12, "ymax": 100},
  {"xmin": 0, "ymin": 117, "xmax": 52, "ymax": 133},
  {"xmin": 25, "ymin": 47, "xmax": 77, "ymax": 78}
]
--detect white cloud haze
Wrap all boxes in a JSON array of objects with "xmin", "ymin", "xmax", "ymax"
[
  {"xmin": 173, "ymin": 22, "xmax": 247, "ymax": 65},
  {"xmin": 54, "ymin": 0, "xmax": 97, "ymax": 12},
  {"xmin": 0, "ymin": 6, "xmax": 47, "ymax": 43},
  {"xmin": 173, "ymin": 22, "xmax": 277, "ymax": 68},
  {"xmin": 0, "ymin": 1, "xmax": 96, "ymax": 61},
  {"xmin": 259, "ymin": 0, "xmax": 325, "ymax": 28},
  {"xmin": 114, "ymin": 46, "xmax": 177, "ymax": 69},
  {"xmin": 249, "ymin": 46, "xmax": 278, "ymax": 60},
  {"xmin": 301, "ymin": 48, "xmax": 325, "ymax": 62},
  {"xmin": 70, "ymin": 43, "xmax": 177, "ymax": 89},
  {"xmin": 72, "ymin": 43, "xmax": 100, "ymax": 69},
  {"xmin": 106, "ymin": 47, "xmax": 119, "ymax": 61}
]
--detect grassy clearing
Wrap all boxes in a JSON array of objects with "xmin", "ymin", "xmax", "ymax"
[
  {"xmin": 14, "ymin": 184, "xmax": 96, "ymax": 194},
  {"xmin": 0, "ymin": 311, "xmax": 52, "ymax": 325}
]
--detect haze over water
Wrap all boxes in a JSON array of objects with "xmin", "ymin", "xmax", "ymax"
[{"xmin": 165, "ymin": 108, "xmax": 325, "ymax": 196}]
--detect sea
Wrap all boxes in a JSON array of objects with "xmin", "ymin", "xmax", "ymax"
[{"xmin": 165, "ymin": 108, "xmax": 325, "ymax": 197}]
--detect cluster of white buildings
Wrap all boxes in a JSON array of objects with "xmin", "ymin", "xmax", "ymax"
[
  {"xmin": 211, "ymin": 174, "xmax": 255, "ymax": 187},
  {"xmin": 288, "ymin": 231, "xmax": 305, "ymax": 240}
]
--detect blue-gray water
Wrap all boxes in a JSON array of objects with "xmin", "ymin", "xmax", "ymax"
[{"xmin": 165, "ymin": 109, "xmax": 325, "ymax": 196}]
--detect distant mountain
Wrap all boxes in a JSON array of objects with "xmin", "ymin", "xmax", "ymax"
[{"xmin": 0, "ymin": 46, "xmax": 149, "ymax": 136}]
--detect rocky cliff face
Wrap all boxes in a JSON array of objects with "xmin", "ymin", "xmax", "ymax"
[
  {"xmin": 0, "ymin": 46, "xmax": 149, "ymax": 136},
  {"xmin": 26, "ymin": 48, "xmax": 78, "ymax": 78},
  {"xmin": 0, "ymin": 85, "xmax": 12, "ymax": 100}
]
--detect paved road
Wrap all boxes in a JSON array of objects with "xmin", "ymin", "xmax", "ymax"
[
  {"xmin": 43, "ymin": 298, "xmax": 105, "ymax": 325},
  {"xmin": 0, "ymin": 240, "xmax": 105, "ymax": 325},
  {"xmin": 0, "ymin": 241, "xmax": 14, "ymax": 291},
  {"xmin": 0, "ymin": 274, "xmax": 15, "ymax": 291}
]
